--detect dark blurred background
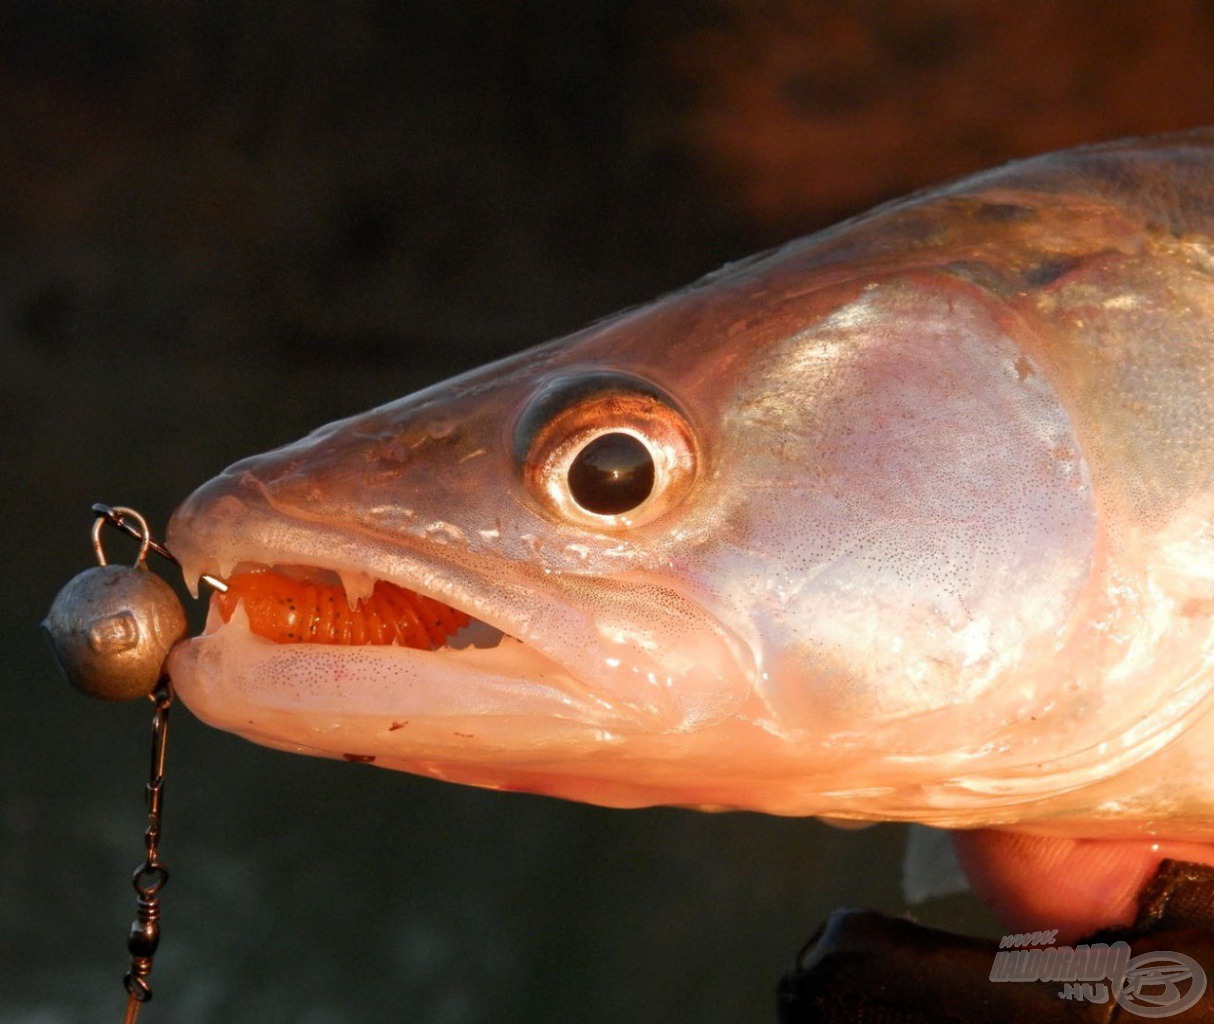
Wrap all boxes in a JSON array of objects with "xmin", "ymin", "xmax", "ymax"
[{"xmin": 6, "ymin": 3, "xmax": 1214, "ymax": 1021}]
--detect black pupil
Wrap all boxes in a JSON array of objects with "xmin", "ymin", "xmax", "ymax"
[{"xmin": 567, "ymin": 433, "xmax": 654, "ymax": 515}]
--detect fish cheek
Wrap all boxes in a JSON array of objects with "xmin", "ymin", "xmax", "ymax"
[{"xmin": 717, "ymin": 281, "xmax": 1098, "ymax": 737}]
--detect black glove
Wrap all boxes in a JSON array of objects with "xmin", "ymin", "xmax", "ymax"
[{"xmin": 778, "ymin": 860, "xmax": 1214, "ymax": 1023}]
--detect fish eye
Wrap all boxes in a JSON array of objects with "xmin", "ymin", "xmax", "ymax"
[
  {"xmin": 567, "ymin": 432, "xmax": 655, "ymax": 515},
  {"xmin": 514, "ymin": 372, "xmax": 697, "ymax": 530}
]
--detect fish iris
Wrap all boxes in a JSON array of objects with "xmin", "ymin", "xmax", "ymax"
[{"xmin": 214, "ymin": 570, "xmax": 470, "ymax": 648}]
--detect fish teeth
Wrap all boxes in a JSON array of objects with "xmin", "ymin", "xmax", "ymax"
[
  {"xmin": 337, "ymin": 569, "xmax": 377, "ymax": 609},
  {"xmin": 204, "ymin": 596, "xmax": 226, "ymax": 633},
  {"xmin": 180, "ymin": 564, "xmax": 203, "ymax": 599},
  {"xmin": 205, "ymin": 595, "xmax": 248, "ymax": 634}
]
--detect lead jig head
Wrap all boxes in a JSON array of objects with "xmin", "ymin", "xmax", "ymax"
[{"xmin": 42, "ymin": 506, "xmax": 188, "ymax": 701}]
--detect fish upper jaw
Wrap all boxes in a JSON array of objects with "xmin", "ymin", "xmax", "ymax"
[{"xmin": 165, "ymin": 472, "xmax": 756, "ymax": 757}]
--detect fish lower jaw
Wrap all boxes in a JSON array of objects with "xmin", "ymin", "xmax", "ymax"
[{"xmin": 170, "ymin": 610, "xmax": 652, "ymax": 749}]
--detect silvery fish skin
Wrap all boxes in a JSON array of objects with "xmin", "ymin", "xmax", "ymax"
[{"xmin": 167, "ymin": 130, "xmax": 1214, "ymax": 839}]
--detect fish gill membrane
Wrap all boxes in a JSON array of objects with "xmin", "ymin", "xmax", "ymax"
[{"xmin": 167, "ymin": 129, "xmax": 1214, "ymax": 840}]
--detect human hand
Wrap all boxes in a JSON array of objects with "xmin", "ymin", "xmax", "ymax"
[{"xmin": 953, "ymin": 831, "xmax": 1214, "ymax": 940}]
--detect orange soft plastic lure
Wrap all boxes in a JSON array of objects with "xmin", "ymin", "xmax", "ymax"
[{"xmin": 214, "ymin": 570, "xmax": 470, "ymax": 649}]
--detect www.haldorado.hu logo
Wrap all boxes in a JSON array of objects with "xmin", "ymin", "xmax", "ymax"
[{"xmin": 989, "ymin": 929, "xmax": 1207, "ymax": 1017}]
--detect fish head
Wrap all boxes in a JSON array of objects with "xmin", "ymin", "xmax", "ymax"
[
  {"xmin": 167, "ymin": 221, "xmax": 1103, "ymax": 818},
  {"xmin": 168, "ymin": 282, "xmax": 778, "ymax": 806}
]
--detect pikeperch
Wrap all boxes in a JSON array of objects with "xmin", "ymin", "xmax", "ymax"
[{"xmin": 167, "ymin": 130, "xmax": 1214, "ymax": 840}]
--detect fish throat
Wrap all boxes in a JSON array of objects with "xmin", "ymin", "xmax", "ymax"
[{"xmin": 214, "ymin": 568, "xmax": 471, "ymax": 649}]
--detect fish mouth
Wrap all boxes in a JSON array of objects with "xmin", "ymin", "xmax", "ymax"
[
  {"xmin": 189, "ymin": 557, "xmax": 595, "ymax": 705},
  {"xmin": 207, "ymin": 564, "xmax": 490, "ymax": 651},
  {"xmin": 164, "ymin": 486, "xmax": 737, "ymax": 776}
]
